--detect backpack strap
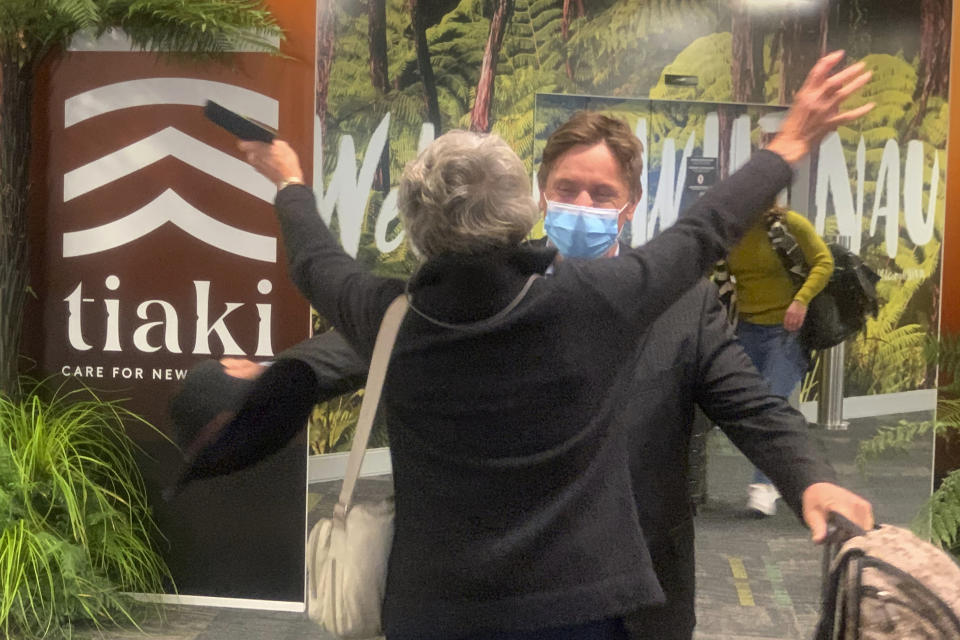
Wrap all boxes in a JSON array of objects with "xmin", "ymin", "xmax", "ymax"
[
  {"xmin": 765, "ymin": 209, "xmax": 809, "ymax": 288},
  {"xmin": 711, "ymin": 260, "xmax": 738, "ymax": 328}
]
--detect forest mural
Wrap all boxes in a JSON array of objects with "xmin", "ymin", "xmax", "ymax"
[{"xmin": 307, "ymin": 0, "xmax": 951, "ymax": 454}]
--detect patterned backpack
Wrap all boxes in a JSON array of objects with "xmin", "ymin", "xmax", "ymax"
[{"xmin": 815, "ymin": 515, "xmax": 960, "ymax": 639}]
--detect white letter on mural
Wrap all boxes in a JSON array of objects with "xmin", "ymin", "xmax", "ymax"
[
  {"xmin": 647, "ymin": 137, "xmax": 675, "ymax": 238},
  {"xmin": 814, "ymin": 132, "xmax": 859, "ymax": 253},
  {"xmin": 254, "ymin": 279, "xmax": 274, "ymax": 358},
  {"xmin": 64, "ymin": 282, "xmax": 93, "ymax": 351},
  {"xmin": 630, "ymin": 118, "xmax": 649, "ymax": 247},
  {"xmin": 729, "ymin": 115, "xmax": 752, "ymax": 175},
  {"xmin": 870, "ymin": 139, "xmax": 901, "ymax": 258},
  {"xmin": 903, "ymin": 140, "xmax": 938, "ymax": 248},
  {"xmin": 702, "ymin": 112, "xmax": 718, "ymax": 159},
  {"xmin": 313, "ymin": 114, "xmax": 391, "ymax": 257},
  {"xmin": 193, "ymin": 280, "xmax": 244, "ymax": 356},
  {"xmin": 133, "ymin": 300, "xmax": 182, "ymax": 353}
]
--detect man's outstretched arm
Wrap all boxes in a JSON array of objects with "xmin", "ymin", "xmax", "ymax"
[
  {"xmin": 693, "ymin": 289, "xmax": 873, "ymax": 541},
  {"xmin": 222, "ymin": 329, "xmax": 369, "ymax": 400}
]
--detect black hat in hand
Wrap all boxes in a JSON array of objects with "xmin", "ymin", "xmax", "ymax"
[{"xmin": 166, "ymin": 358, "xmax": 319, "ymax": 499}]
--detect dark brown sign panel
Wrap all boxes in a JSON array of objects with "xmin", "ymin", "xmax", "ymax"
[{"xmin": 31, "ymin": 3, "xmax": 315, "ymax": 601}]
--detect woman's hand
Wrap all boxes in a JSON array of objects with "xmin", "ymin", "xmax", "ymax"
[
  {"xmin": 238, "ymin": 139, "xmax": 304, "ymax": 189},
  {"xmin": 783, "ymin": 300, "xmax": 808, "ymax": 332},
  {"xmin": 766, "ymin": 50, "xmax": 874, "ymax": 166},
  {"xmin": 220, "ymin": 357, "xmax": 268, "ymax": 380}
]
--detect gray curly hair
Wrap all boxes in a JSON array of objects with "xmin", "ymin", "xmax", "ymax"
[{"xmin": 398, "ymin": 130, "xmax": 538, "ymax": 258}]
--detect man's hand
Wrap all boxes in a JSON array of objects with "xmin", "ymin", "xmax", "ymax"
[
  {"xmin": 766, "ymin": 50, "xmax": 874, "ymax": 166},
  {"xmin": 238, "ymin": 139, "xmax": 304, "ymax": 188},
  {"xmin": 220, "ymin": 357, "xmax": 268, "ymax": 380},
  {"xmin": 783, "ymin": 300, "xmax": 807, "ymax": 332},
  {"xmin": 802, "ymin": 482, "xmax": 874, "ymax": 543}
]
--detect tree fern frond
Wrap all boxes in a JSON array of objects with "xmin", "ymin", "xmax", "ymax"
[
  {"xmin": 913, "ymin": 469, "xmax": 960, "ymax": 552},
  {"xmin": 935, "ymin": 397, "xmax": 960, "ymax": 433},
  {"xmin": 106, "ymin": 0, "xmax": 282, "ymax": 55},
  {"xmin": 855, "ymin": 419, "xmax": 934, "ymax": 473}
]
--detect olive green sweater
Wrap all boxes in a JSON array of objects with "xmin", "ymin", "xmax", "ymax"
[{"xmin": 727, "ymin": 210, "xmax": 833, "ymax": 325}]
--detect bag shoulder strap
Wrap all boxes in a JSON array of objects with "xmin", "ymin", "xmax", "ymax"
[
  {"xmin": 335, "ymin": 296, "xmax": 408, "ymax": 518},
  {"xmin": 765, "ymin": 213, "xmax": 809, "ymax": 287}
]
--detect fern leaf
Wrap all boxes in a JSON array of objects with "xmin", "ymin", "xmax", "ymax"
[{"xmin": 855, "ymin": 419, "xmax": 933, "ymax": 473}]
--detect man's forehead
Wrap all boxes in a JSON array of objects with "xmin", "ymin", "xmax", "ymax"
[{"xmin": 548, "ymin": 143, "xmax": 629, "ymax": 189}]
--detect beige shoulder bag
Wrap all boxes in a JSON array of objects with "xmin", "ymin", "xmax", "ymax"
[{"xmin": 306, "ymin": 296, "xmax": 407, "ymax": 639}]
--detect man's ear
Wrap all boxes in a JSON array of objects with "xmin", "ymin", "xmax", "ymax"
[
  {"xmin": 538, "ymin": 191, "xmax": 547, "ymax": 214},
  {"xmin": 619, "ymin": 196, "xmax": 639, "ymax": 226}
]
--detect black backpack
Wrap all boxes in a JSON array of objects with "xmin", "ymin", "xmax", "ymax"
[{"xmin": 766, "ymin": 212, "xmax": 880, "ymax": 352}]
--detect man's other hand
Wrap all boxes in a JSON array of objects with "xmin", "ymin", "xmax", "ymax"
[
  {"xmin": 220, "ymin": 357, "xmax": 267, "ymax": 380},
  {"xmin": 801, "ymin": 482, "xmax": 874, "ymax": 543}
]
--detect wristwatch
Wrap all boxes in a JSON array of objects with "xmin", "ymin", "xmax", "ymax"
[{"xmin": 277, "ymin": 176, "xmax": 305, "ymax": 191}]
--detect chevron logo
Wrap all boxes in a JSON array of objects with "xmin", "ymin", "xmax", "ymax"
[{"xmin": 62, "ymin": 78, "xmax": 279, "ymax": 262}]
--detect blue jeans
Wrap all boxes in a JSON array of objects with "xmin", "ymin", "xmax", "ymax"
[{"xmin": 736, "ymin": 320, "xmax": 809, "ymax": 484}]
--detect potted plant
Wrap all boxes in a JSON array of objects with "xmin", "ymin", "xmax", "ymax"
[{"xmin": 0, "ymin": 380, "xmax": 172, "ymax": 638}]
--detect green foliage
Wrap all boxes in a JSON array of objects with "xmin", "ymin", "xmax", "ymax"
[
  {"xmin": 308, "ymin": 391, "xmax": 362, "ymax": 455},
  {"xmin": 567, "ymin": 0, "xmax": 716, "ymax": 99},
  {"xmin": 307, "ymin": 389, "xmax": 389, "ymax": 455},
  {"xmin": 0, "ymin": 380, "xmax": 171, "ymax": 639},
  {"xmin": 854, "ymin": 419, "xmax": 936, "ymax": 473},
  {"xmin": 0, "ymin": 0, "xmax": 281, "ymax": 67},
  {"xmin": 649, "ymin": 32, "xmax": 732, "ymax": 102},
  {"xmin": 857, "ymin": 335, "xmax": 960, "ymax": 552},
  {"xmin": 493, "ymin": 0, "xmax": 571, "ymax": 164},
  {"xmin": 845, "ymin": 233, "xmax": 940, "ymax": 396},
  {"xmin": 914, "ymin": 469, "xmax": 960, "ymax": 553}
]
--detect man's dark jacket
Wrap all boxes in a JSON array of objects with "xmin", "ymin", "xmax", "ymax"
[{"xmin": 618, "ymin": 277, "xmax": 834, "ymax": 638}]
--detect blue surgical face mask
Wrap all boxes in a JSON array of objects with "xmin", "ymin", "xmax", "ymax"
[{"xmin": 543, "ymin": 200, "xmax": 626, "ymax": 260}]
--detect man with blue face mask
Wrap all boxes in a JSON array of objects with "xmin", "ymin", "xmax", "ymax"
[
  {"xmin": 179, "ymin": 110, "xmax": 872, "ymax": 639},
  {"xmin": 533, "ymin": 110, "xmax": 868, "ymax": 639}
]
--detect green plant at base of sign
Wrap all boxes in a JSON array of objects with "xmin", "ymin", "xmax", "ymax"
[
  {"xmin": 0, "ymin": 379, "xmax": 173, "ymax": 639},
  {"xmin": 856, "ymin": 335, "xmax": 960, "ymax": 556},
  {"xmin": 0, "ymin": 0, "xmax": 283, "ymax": 398}
]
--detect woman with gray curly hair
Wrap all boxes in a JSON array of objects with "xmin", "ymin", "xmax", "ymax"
[
  {"xmin": 398, "ymin": 130, "xmax": 539, "ymax": 258},
  {"xmin": 240, "ymin": 51, "xmax": 871, "ymax": 640}
]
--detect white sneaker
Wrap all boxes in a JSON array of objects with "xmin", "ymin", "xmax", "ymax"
[{"xmin": 746, "ymin": 483, "xmax": 780, "ymax": 517}]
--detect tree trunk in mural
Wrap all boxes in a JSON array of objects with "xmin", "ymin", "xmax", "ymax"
[
  {"xmin": 777, "ymin": 6, "xmax": 828, "ymax": 103},
  {"xmin": 562, "ymin": 0, "xmax": 584, "ymax": 80},
  {"xmin": 369, "ymin": 0, "xmax": 390, "ymax": 191},
  {"xmin": 0, "ymin": 60, "xmax": 33, "ymax": 398},
  {"xmin": 411, "ymin": 0, "xmax": 442, "ymax": 134},
  {"xmin": 910, "ymin": 0, "xmax": 951, "ymax": 133},
  {"xmin": 470, "ymin": 0, "xmax": 515, "ymax": 133},
  {"xmin": 777, "ymin": 5, "xmax": 827, "ymax": 216},
  {"xmin": 717, "ymin": 105, "xmax": 732, "ymax": 181},
  {"xmin": 731, "ymin": 0, "xmax": 763, "ymax": 103},
  {"xmin": 368, "ymin": 0, "xmax": 389, "ymax": 94},
  {"xmin": 316, "ymin": 0, "xmax": 336, "ymax": 138}
]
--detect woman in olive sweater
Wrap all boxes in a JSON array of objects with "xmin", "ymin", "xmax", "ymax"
[{"xmin": 727, "ymin": 208, "xmax": 833, "ymax": 516}]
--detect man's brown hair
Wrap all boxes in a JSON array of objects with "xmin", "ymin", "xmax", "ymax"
[{"xmin": 537, "ymin": 111, "xmax": 644, "ymax": 201}]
